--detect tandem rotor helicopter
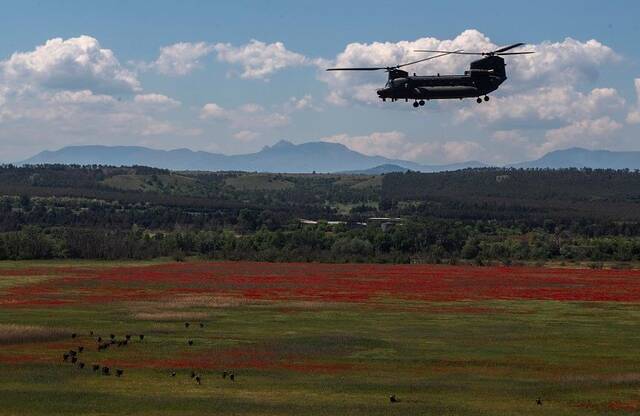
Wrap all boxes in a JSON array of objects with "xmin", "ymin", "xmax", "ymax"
[{"xmin": 326, "ymin": 43, "xmax": 534, "ymax": 107}]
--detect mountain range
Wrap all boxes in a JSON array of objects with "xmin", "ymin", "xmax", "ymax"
[{"xmin": 17, "ymin": 141, "xmax": 640, "ymax": 173}]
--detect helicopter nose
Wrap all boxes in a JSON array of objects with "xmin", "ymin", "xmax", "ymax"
[{"xmin": 377, "ymin": 88, "xmax": 388, "ymax": 98}]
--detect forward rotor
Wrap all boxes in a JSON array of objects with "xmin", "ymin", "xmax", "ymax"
[
  {"xmin": 414, "ymin": 42, "xmax": 534, "ymax": 57},
  {"xmin": 326, "ymin": 51, "xmax": 460, "ymax": 72}
]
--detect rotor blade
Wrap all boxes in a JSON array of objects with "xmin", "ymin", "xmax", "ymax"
[
  {"xmin": 326, "ymin": 67, "xmax": 387, "ymax": 71},
  {"xmin": 496, "ymin": 51, "xmax": 535, "ymax": 55},
  {"xmin": 396, "ymin": 51, "xmax": 460, "ymax": 68},
  {"xmin": 493, "ymin": 43, "xmax": 525, "ymax": 54},
  {"xmin": 414, "ymin": 50, "xmax": 480, "ymax": 55}
]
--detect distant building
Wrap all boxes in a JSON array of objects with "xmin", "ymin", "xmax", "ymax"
[{"xmin": 367, "ymin": 217, "xmax": 403, "ymax": 232}]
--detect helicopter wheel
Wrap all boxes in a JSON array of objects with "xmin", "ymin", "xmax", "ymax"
[
  {"xmin": 412, "ymin": 101, "xmax": 419, "ymax": 108},
  {"xmin": 419, "ymin": 100, "xmax": 425, "ymax": 106},
  {"xmin": 484, "ymin": 96, "xmax": 490, "ymax": 102},
  {"xmin": 476, "ymin": 97, "xmax": 483, "ymax": 104}
]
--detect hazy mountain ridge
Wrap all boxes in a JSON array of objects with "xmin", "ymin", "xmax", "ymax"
[
  {"xmin": 18, "ymin": 143, "xmax": 640, "ymax": 173},
  {"xmin": 510, "ymin": 148, "xmax": 640, "ymax": 169},
  {"xmin": 19, "ymin": 140, "xmax": 480, "ymax": 173}
]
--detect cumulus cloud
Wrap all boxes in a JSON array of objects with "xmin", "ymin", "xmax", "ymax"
[
  {"xmin": 323, "ymin": 131, "xmax": 408, "ymax": 158},
  {"xmin": 508, "ymin": 38, "xmax": 618, "ymax": 88},
  {"xmin": 322, "ymin": 131, "xmax": 484, "ymax": 163},
  {"xmin": 200, "ymin": 101, "xmax": 290, "ymax": 130},
  {"xmin": 628, "ymin": 78, "xmax": 640, "ymax": 124},
  {"xmin": 539, "ymin": 116, "xmax": 622, "ymax": 155},
  {"xmin": 458, "ymin": 87, "xmax": 625, "ymax": 128},
  {"xmin": 148, "ymin": 42, "xmax": 214, "ymax": 75},
  {"xmin": 213, "ymin": 39, "xmax": 310, "ymax": 79},
  {"xmin": 0, "ymin": 36, "xmax": 199, "ymax": 161},
  {"xmin": 232, "ymin": 130, "xmax": 259, "ymax": 141},
  {"xmin": 1, "ymin": 35, "xmax": 140, "ymax": 94},
  {"xmin": 200, "ymin": 102, "xmax": 227, "ymax": 119},
  {"xmin": 144, "ymin": 39, "xmax": 315, "ymax": 79},
  {"xmin": 134, "ymin": 93, "xmax": 181, "ymax": 108}
]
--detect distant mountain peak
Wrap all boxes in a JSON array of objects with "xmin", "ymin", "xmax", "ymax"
[
  {"xmin": 270, "ymin": 139, "xmax": 295, "ymax": 149},
  {"xmin": 19, "ymin": 141, "xmax": 484, "ymax": 173}
]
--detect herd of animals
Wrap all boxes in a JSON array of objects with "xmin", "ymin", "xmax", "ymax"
[
  {"xmin": 60, "ymin": 322, "xmax": 545, "ymax": 406},
  {"xmin": 61, "ymin": 322, "xmax": 235, "ymax": 385}
]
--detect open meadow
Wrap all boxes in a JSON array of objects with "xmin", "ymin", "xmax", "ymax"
[{"xmin": 1, "ymin": 261, "xmax": 640, "ymax": 415}]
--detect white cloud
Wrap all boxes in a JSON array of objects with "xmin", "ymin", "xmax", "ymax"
[
  {"xmin": 508, "ymin": 38, "xmax": 618, "ymax": 88},
  {"xmin": 48, "ymin": 90, "xmax": 117, "ymax": 105},
  {"xmin": 321, "ymin": 131, "xmax": 484, "ymax": 164},
  {"xmin": 1, "ymin": 35, "xmax": 140, "ymax": 94},
  {"xmin": 199, "ymin": 102, "xmax": 227, "ymax": 119},
  {"xmin": 200, "ymin": 101, "xmax": 290, "ymax": 130},
  {"xmin": 134, "ymin": 93, "xmax": 181, "ymax": 108},
  {"xmin": 291, "ymin": 95, "xmax": 312, "ymax": 110},
  {"xmin": 232, "ymin": 130, "xmax": 259, "ymax": 141},
  {"xmin": 213, "ymin": 39, "xmax": 309, "ymax": 79},
  {"xmin": 539, "ymin": 116, "xmax": 622, "ymax": 155},
  {"xmin": 627, "ymin": 78, "xmax": 640, "ymax": 124},
  {"xmin": 323, "ymin": 131, "xmax": 408, "ymax": 157},
  {"xmin": 458, "ymin": 87, "xmax": 625, "ymax": 128},
  {"xmin": 150, "ymin": 42, "xmax": 214, "ymax": 76}
]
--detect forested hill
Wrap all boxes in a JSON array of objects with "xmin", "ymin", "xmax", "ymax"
[{"xmin": 2, "ymin": 164, "xmax": 640, "ymax": 264}]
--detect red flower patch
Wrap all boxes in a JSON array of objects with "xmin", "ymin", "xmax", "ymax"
[{"xmin": 2, "ymin": 262, "xmax": 640, "ymax": 308}]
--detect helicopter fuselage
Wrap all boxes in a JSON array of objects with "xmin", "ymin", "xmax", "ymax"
[
  {"xmin": 376, "ymin": 55, "xmax": 508, "ymax": 102},
  {"xmin": 377, "ymin": 73, "xmax": 504, "ymax": 100}
]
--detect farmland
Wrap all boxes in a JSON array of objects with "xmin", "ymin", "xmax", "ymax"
[{"xmin": 1, "ymin": 261, "xmax": 640, "ymax": 415}]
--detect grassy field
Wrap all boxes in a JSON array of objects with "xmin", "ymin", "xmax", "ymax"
[{"xmin": 1, "ymin": 261, "xmax": 640, "ymax": 415}]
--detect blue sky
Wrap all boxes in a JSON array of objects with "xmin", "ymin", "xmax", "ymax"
[{"xmin": 0, "ymin": 0, "xmax": 639, "ymax": 164}]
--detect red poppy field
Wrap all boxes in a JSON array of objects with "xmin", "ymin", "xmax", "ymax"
[{"xmin": 1, "ymin": 261, "xmax": 640, "ymax": 415}]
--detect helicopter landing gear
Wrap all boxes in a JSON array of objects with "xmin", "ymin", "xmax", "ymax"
[
  {"xmin": 419, "ymin": 100, "xmax": 425, "ymax": 106},
  {"xmin": 484, "ymin": 96, "xmax": 490, "ymax": 102},
  {"xmin": 413, "ymin": 101, "xmax": 419, "ymax": 108},
  {"xmin": 476, "ymin": 97, "xmax": 482, "ymax": 104}
]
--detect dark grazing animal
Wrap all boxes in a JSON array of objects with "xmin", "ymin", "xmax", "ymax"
[
  {"xmin": 78, "ymin": 362, "xmax": 85, "ymax": 369},
  {"xmin": 199, "ymin": 323, "xmax": 204, "ymax": 328},
  {"xmin": 139, "ymin": 334, "xmax": 145, "ymax": 341},
  {"xmin": 92, "ymin": 364, "xmax": 100, "ymax": 371},
  {"xmin": 110, "ymin": 334, "xmax": 115, "ymax": 340},
  {"xmin": 170, "ymin": 371, "xmax": 176, "ymax": 377},
  {"xmin": 71, "ymin": 356, "xmax": 78, "ymax": 364},
  {"xmin": 89, "ymin": 331, "xmax": 94, "ymax": 336},
  {"xmin": 71, "ymin": 333, "xmax": 77, "ymax": 339},
  {"xmin": 116, "ymin": 369, "xmax": 124, "ymax": 377},
  {"xmin": 62, "ymin": 353, "xmax": 69, "ymax": 361},
  {"xmin": 185, "ymin": 322, "xmax": 190, "ymax": 328},
  {"xmin": 125, "ymin": 334, "xmax": 131, "ymax": 340},
  {"xmin": 78, "ymin": 346, "xmax": 84, "ymax": 353},
  {"xmin": 229, "ymin": 373, "xmax": 235, "ymax": 382},
  {"xmin": 188, "ymin": 340, "xmax": 194, "ymax": 346},
  {"xmin": 69, "ymin": 350, "xmax": 77, "ymax": 357},
  {"xmin": 536, "ymin": 398, "xmax": 543, "ymax": 406},
  {"xmin": 222, "ymin": 371, "xmax": 227, "ymax": 379},
  {"xmin": 195, "ymin": 376, "xmax": 201, "ymax": 385},
  {"xmin": 190, "ymin": 371, "xmax": 196, "ymax": 379},
  {"xmin": 97, "ymin": 336, "xmax": 102, "ymax": 342},
  {"xmin": 102, "ymin": 366, "xmax": 110, "ymax": 376},
  {"xmin": 390, "ymin": 395, "xmax": 399, "ymax": 403}
]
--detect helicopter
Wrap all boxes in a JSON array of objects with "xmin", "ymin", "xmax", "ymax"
[{"xmin": 326, "ymin": 43, "xmax": 534, "ymax": 107}]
